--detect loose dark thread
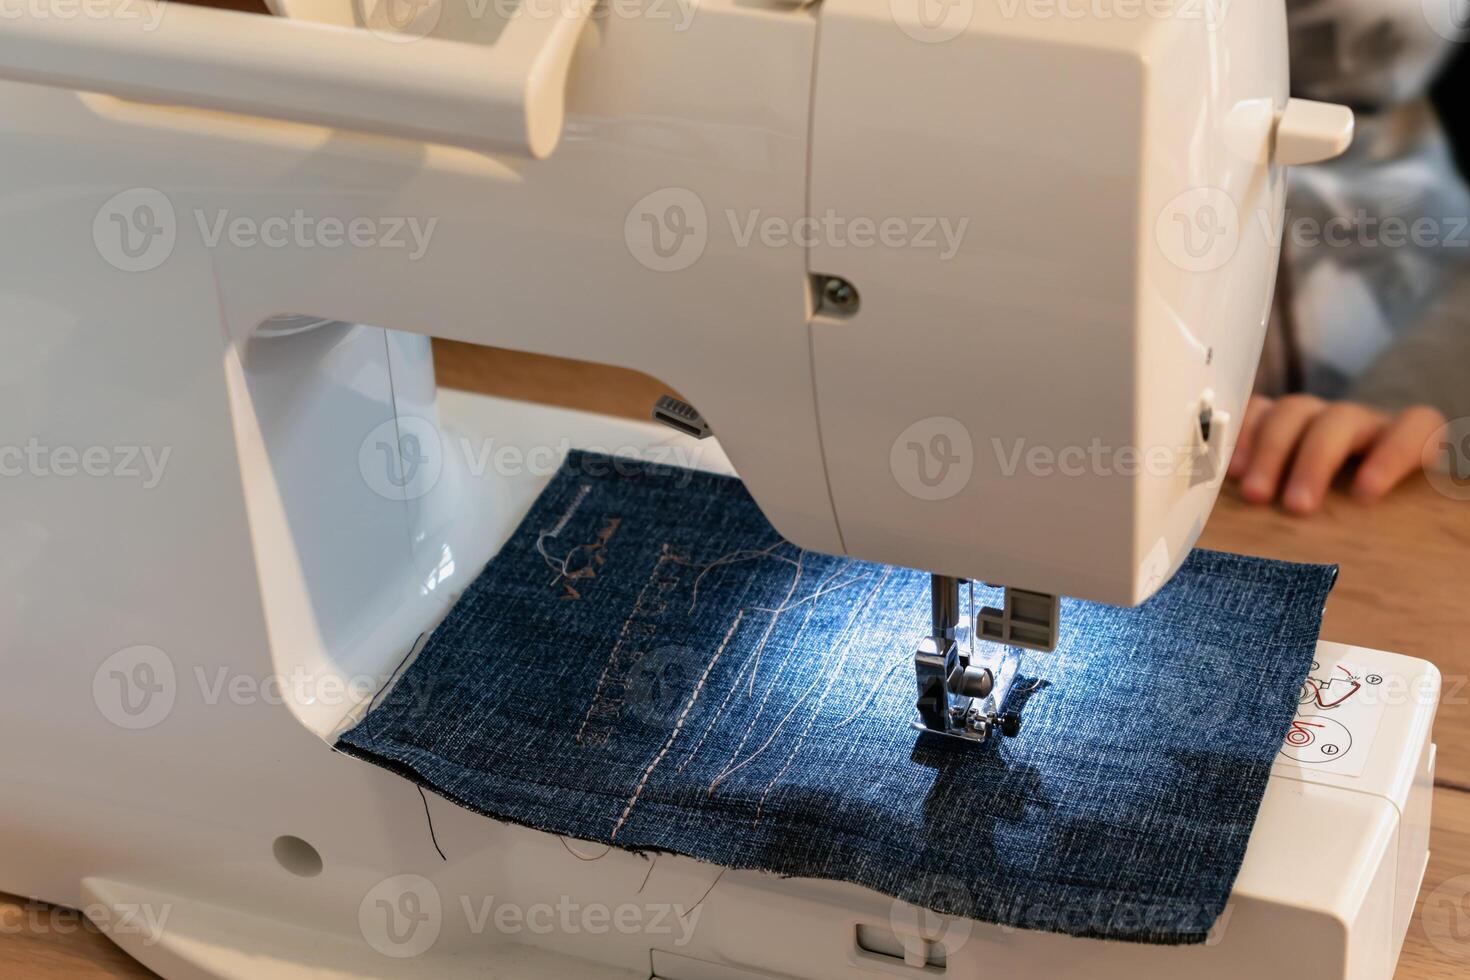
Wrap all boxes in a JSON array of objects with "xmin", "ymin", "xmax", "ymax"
[
  {"xmin": 637, "ymin": 854, "xmax": 658, "ymax": 894},
  {"xmin": 682, "ymin": 867, "xmax": 726, "ymax": 919},
  {"xmin": 559, "ymin": 836, "xmax": 612, "ymax": 862},
  {"xmin": 370, "ymin": 632, "xmax": 427, "ymax": 715},
  {"xmin": 417, "ymin": 784, "xmax": 447, "ymax": 862}
]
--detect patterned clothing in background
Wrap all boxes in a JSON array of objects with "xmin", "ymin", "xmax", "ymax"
[
  {"xmin": 1260, "ymin": 1, "xmax": 1470, "ymax": 412},
  {"xmin": 1287, "ymin": 0, "xmax": 1464, "ymax": 109}
]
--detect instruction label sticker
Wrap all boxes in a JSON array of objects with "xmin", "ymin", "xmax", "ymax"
[{"xmin": 1275, "ymin": 651, "xmax": 1389, "ymax": 778}]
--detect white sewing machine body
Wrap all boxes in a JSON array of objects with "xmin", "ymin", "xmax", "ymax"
[
  {"xmin": 2, "ymin": 386, "xmax": 1440, "ymax": 980},
  {"xmin": 0, "ymin": 0, "xmax": 1436, "ymax": 975},
  {"xmin": 0, "ymin": 0, "xmax": 1357, "ymax": 607}
]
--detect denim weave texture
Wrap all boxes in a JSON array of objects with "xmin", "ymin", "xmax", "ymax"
[{"xmin": 338, "ymin": 451, "xmax": 1338, "ymax": 945}]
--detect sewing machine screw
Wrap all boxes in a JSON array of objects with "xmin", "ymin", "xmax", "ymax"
[
  {"xmin": 815, "ymin": 275, "xmax": 860, "ymax": 317},
  {"xmin": 999, "ymin": 713, "xmax": 1022, "ymax": 738}
]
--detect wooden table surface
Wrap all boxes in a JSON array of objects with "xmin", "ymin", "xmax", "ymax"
[{"xmin": 4, "ymin": 347, "xmax": 1467, "ymax": 976}]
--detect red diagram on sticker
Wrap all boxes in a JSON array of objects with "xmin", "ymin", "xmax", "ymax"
[
  {"xmin": 1286, "ymin": 720, "xmax": 1323, "ymax": 747},
  {"xmin": 1300, "ymin": 665, "xmax": 1362, "ymax": 710},
  {"xmin": 1282, "ymin": 662, "xmax": 1385, "ymax": 773},
  {"xmin": 1280, "ymin": 716, "xmax": 1352, "ymax": 764}
]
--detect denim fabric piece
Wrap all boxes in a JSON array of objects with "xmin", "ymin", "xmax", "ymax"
[{"xmin": 338, "ymin": 451, "xmax": 1338, "ymax": 945}]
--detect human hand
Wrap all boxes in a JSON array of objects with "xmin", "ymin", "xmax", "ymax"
[{"xmin": 1228, "ymin": 395, "xmax": 1446, "ymax": 514}]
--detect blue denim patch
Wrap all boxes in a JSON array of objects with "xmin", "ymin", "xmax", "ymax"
[{"xmin": 338, "ymin": 451, "xmax": 1337, "ymax": 945}]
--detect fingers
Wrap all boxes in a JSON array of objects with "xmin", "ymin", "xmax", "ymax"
[
  {"xmin": 1228, "ymin": 395, "xmax": 1274, "ymax": 479},
  {"xmin": 1281, "ymin": 403, "xmax": 1387, "ymax": 514},
  {"xmin": 1352, "ymin": 406, "xmax": 1448, "ymax": 502},
  {"xmin": 1239, "ymin": 395, "xmax": 1326, "ymax": 505},
  {"xmin": 1228, "ymin": 398, "xmax": 1445, "ymax": 510}
]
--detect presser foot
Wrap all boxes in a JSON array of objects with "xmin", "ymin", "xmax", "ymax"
[
  {"xmin": 912, "ymin": 574, "xmax": 1032, "ymax": 743},
  {"xmin": 912, "ymin": 634, "xmax": 1021, "ymax": 743}
]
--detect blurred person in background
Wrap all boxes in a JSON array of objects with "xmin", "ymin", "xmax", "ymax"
[{"xmin": 1231, "ymin": 0, "xmax": 1470, "ymax": 513}]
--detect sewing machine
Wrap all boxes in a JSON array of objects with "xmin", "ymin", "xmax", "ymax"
[{"xmin": 0, "ymin": 0, "xmax": 1439, "ymax": 976}]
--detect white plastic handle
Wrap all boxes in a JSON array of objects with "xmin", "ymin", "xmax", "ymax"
[
  {"xmin": 1273, "ymin": 98, "xmax": 1355, "ymax": 167},
  {"xmin": 0, "ymin": 0, "xmax": 592, "ymax": 158}
]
